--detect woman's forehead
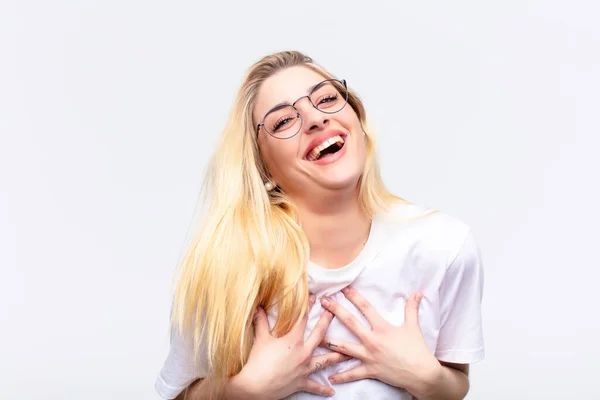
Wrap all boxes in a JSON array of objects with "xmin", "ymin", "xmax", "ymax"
[{"xmin": 254, "ymin": 66, "xmax": 325, "ymax": 119}]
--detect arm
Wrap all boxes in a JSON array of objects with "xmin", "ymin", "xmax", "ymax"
[
  {"xmin": 412, "ymin": 230, "xmax": 485, "ymax": 400},
  {"xmin": 174, "ymin": 378, "xmax": 206, "ymax": 400},
  {"xmin": 405, "ymin": 362, "xmax": 469, "ymax": 400},
  {"xmin": 173, "ymin": 377, "xmax": 255, "ymax": 400}
]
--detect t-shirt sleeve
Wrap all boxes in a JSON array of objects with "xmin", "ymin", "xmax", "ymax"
[
  {"xmin": 155, "ymin": 324, "xmax": 210, "ymax": 399},
  {"xmin": 434, "ymin": 230, "xmax": 485, "ymax": 364}
]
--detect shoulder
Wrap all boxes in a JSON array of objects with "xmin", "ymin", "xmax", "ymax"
[{"xmin": 377, "ymin": 201, "xmax": 478, "ymax": 268}]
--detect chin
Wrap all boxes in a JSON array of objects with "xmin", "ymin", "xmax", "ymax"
[{"xmin": 319, "ymin": 171, "xmax": 363, "ymax": 191}]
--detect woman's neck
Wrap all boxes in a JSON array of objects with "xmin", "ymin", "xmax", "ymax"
[{"xmin": 295, "ymin": 194, "xmax": 372, "ymax": 270}]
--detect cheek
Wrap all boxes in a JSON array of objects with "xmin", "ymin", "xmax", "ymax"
[
  {"xmin": 337, "ymin": 108, "xmax": 363, "ymax": 134},
  {"xmin": 337, "ymin": 112, "xmax": 366, "ymax": 151},
  {"xmin": 355, "ymin": 135, "xmax": 368, "ymax": 169},
  {"xmin": 259, "ymin": 144, "xmax": 277, "ymax": 174},
  {"xmin": 259, "ymin": 137, "xmax": 298, "ymax": 176}
]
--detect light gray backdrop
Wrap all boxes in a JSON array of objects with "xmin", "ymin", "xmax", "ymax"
[{"xmin": 1, "ymin": 1, "xmax": 598, "ymax": 399}]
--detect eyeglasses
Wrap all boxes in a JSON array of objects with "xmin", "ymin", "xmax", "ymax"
[{"xmin": 257, "ymin": 79, "xmax": 348, "ymax": 139}]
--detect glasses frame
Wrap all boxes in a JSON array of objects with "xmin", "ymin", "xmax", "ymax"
[{"xmin": 256, "ymin": 78, "xmax": 348, "ymax": 140}]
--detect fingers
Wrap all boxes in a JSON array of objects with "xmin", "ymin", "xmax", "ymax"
[
  {"xmin": 301, "ymin": 379, "xmax": 335, "ymax": 397},
  {"xmin": 341, "ymin": 286, "xmax": 388, "ymax": 330},
  {"xmin": 305, "ymin": 308, "xmax": 334, "ymax": 351},
  {"xmin": 320, "ymin": 296, "xmax": 373, "ymax": 342},
  {"xmin": 328, "ymin": 365, "xmax": 370, "ymax": 385},
  {"xmin": 320, "ymin": 337, "xmax": 367, "ymax": 359},
  {"xmin": 307, "ymin": 351, "xmax": 352, "ymax": 374},
  {"xmin": 404, "ymin": 291, "xmax": 424, "ymax": 329},
  {"xmin": 309, "ymin": 293, "xmax": 316, "ymax": 308},
  {"xmin": 252, "ymin": 307, "xmax": 270, "ymax": 341}
]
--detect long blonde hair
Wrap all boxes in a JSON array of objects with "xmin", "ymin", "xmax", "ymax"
[{"xmin": 171, "ymin": 50, "xmax": 403, "ymax": 391}]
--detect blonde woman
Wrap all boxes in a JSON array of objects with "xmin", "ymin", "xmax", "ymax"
[{"xmin": 156, "ymin": 51, "xmax": 485, "ymax": 400}]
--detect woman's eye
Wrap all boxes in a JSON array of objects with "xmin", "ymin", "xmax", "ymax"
[
  {"xmin": 273, "ymin": 117, "xmax": 293, "ymax": 131},
  {"xmin": 319, "ymin": 95, "xmax": 338, "ymax": 105}
]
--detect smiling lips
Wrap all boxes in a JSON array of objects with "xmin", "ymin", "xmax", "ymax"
[{"xmin": 306, "ymin": 135, "xmax": 345, "ymax": 161}]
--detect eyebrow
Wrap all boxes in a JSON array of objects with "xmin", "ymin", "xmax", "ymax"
[{"xmin": 307, "ymin": 80, "xmax": 327, "ymax": 94}]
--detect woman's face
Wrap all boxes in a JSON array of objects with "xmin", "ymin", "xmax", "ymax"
[{"xmin": 254, "ymin": 66, "xmax": 367, "ymax": 199}]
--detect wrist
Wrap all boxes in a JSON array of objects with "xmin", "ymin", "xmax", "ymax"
[
  {"xmin": 404, "ymin": 362, "xmax": 444, "ymax": 399},
  {"xmin": 225, "ymin": 373, "xmax": 261, "ymax": 400}
]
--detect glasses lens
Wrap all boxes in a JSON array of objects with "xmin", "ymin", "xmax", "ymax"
[
  {"xmin": 310, "ymin": 80, "xmax": 348, "ymax": 114},
  {"xmin": 263, "ymin": 105, "xmax": 301, "ymax": 138}
]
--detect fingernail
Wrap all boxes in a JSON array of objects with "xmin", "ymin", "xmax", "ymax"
[
  {"xmin": 321, "ymin": 297, "xmax": 330, "ymax": 307},
  {"xmin": 329, "ymin": 376, "xmax": 336, "ymax": 383},
  {"xmin": 341, "ymin": 287, "xmax": 349, "ymax": 293}
]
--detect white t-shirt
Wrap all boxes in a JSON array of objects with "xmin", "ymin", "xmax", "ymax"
[{"xmin": 155, "ymin": 203, "xmax": 485, "ymax": 399}]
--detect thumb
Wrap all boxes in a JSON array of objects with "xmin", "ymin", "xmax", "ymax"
[
  {"xmin": 404, "ymin": 292, "xmax": 424, "ymax": 329},
  {"xmin": 252, "ymin": 306, "xmax": 271, "ymax": 341}
]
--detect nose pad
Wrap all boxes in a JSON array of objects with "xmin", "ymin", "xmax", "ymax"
[
  {"xmin": 298, "ymin": 103, "xmax": 330, "ymax": 133},
  {"xmin": 292, "ymin": 96, "xmax": 331, "ymax": 134}
]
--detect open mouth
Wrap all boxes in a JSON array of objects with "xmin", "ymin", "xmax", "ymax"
[{"xmin": 306, "ymin": 135, "xmax": 345, "ymax": 161}]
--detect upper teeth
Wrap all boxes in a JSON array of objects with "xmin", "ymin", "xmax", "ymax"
[{"xmin": 307, "ymin": 135, "xmax": 345, "ymax": 161}]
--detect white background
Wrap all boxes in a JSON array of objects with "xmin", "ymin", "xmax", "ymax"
[{"xmin": 2, "ymin": 1, "xmax": 599, "ymax": 399}]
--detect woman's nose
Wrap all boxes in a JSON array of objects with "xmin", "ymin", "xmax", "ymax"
[{"xmin": 294, "ymin": 98, "xmax": 330, "ymax": 134}]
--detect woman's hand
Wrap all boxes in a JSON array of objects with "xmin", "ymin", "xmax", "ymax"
[
  {"xmin": 318, "ymin": 287, "xmax": 442, "ymax": 397},
  {"xmin": 228, "ymin": 295, "xmax": 350, "ymax": 400}
]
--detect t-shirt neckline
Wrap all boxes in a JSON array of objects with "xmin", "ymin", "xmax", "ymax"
[{"xmin": 306, "ymin": 215, "xmax": 384, "ymax": 294}]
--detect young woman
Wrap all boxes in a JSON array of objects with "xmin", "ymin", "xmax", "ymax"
[{"xmin": 155, "ymin": 51, "xmax": 485, "ymax": 400}]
